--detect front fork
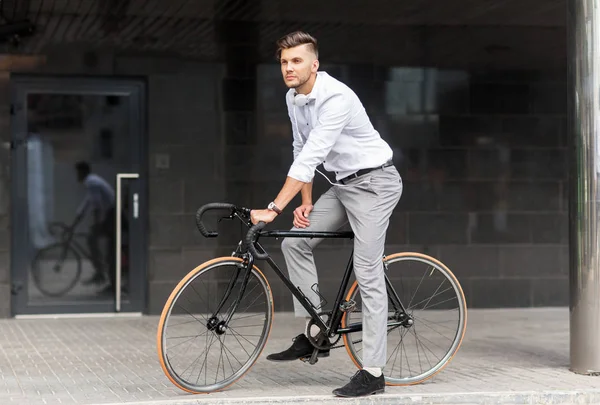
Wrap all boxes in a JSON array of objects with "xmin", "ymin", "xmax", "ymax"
[{"xmin": 207, "ymin": 253, "xmax": 255, "ymax": 335}]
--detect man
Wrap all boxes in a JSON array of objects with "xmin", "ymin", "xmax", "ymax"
[
  {"xmin": 250, "ymin": 31, "xmax": 403, "ymax": 397},
  {"xmin": 72, "ymin": 161, "xmax": 117, "ymax": 293}
]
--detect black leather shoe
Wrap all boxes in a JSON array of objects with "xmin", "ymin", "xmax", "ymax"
[
  {"xmin": 266, "ymin": 334, "xmax": 330, "ymax": 362},
  {"xmin": 333, "ymin": 370, "xmax": 385, "ymax": 397}
]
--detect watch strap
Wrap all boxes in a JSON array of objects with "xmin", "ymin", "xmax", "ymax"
[{"xmin": 268, "ymin": 202, "xmax": 282, "ymax": 215}]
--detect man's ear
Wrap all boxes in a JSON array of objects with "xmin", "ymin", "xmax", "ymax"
[{"xmin": 312, "ymin": 59, "xmax": 319, "ymax": 73}]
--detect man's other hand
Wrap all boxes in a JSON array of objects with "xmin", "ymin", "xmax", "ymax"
[
  {"xmin": 293, "ymin": 204, "xmax": 313, "ymax": 228},
  {"xmin": 251, "ymin": 209, "xmax": 278, "ymax": 225}
]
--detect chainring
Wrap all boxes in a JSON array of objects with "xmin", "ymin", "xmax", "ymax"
[{"xmin": 305, "ymin": 312, "xmax": 342, "ymax": 350}]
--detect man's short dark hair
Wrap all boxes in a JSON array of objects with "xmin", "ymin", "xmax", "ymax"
[
  {"xmin": 75, "ymin": 161, "xmax": 91, "ymax": 175},
  {"xmin": 276, "ymin": 31, "xmax": 319, "ymax": 60}
]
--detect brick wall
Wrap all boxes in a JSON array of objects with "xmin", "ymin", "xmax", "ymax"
[
  {"xmin": 0, "ymin": 34, "xmax": 568, "ymax": 316},
  {"xmin": 388, "ymin": 68, "xmax": 568, "ymax": 308}
]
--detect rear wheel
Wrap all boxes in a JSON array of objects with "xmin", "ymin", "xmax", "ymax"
[
  {"xmin": 342, "ymin": 252, "xmax": 467, "ymax": 385},
  {"xmin": 157, "ymin": 257, "xmax": 274, "ymax": 393}
]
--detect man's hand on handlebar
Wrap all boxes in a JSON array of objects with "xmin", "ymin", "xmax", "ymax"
[{"xmin": 250, "ymin": 209, "xmax": 278, "ymax": 225}]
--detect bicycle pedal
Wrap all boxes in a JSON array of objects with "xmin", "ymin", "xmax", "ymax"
[
  {"xmin": 340, "ymin": 299, "xmax": 356, "ymax": 312},
  {"xmin": 300, "ymin": 348, "xmax": 321, "ymax": 365}
]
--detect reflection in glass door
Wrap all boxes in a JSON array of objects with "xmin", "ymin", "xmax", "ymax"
[{"xmin": 11, "ymin": 78, "xmax": 146, "ymax": 315}]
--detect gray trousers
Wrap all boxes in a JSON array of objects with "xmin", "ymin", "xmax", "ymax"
[{"xmin": 281, "ymin": 165, "xmax": 402, "ymax": 368}]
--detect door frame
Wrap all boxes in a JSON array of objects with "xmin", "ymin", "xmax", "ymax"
[{"xmin": 10, "ymin": 75, "xmax": 148, "ymax": 316}]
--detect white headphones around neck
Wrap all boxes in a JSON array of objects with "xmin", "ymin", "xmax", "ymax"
[{"xmin": 293, "ymin": 93, "xmax": 310, "ymax": 107}]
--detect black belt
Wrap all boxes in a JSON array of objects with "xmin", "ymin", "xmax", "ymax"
[{"xmin": 338, "ymin": 160, "xmax": 394, "ymax": 184}]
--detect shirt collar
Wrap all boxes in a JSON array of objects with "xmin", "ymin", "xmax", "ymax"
[
  {"xmin": 308, "ymin": 71, "xmax": 324, "ymax": 99},
  {"xmin": 295, "ymin": 71, "xmax": 326, "ymax": 102}
]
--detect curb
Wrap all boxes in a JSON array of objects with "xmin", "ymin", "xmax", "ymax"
[{"xmin": 93, "ymin": 389, "xmax": 600, "ymax": 405}]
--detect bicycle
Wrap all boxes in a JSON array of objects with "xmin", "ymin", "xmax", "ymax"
[
  {"xmin": 157, "ymin": 202, "xmax": 467, "ymax": 394},
  {"xmin": 30, "ymin": 221, "xmax": 128, "ymax": 297}
]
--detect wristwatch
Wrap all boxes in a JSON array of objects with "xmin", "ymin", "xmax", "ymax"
[{"xmin": 267, "ymin": 202, "xmax": 282, "ymax": 215}]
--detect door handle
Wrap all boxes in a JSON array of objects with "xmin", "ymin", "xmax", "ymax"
[
  {"xmin": 133, "ymin": 193, "xmax": 139, "ymax": 219},
  {"xmin": 115, "ymin": 173, "xmax": 139, "ymax": 312}
]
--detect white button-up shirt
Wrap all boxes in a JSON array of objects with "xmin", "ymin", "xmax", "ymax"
[{"xmin": 287, "ymin": 71, "xmax": 393, "ymax": 183}]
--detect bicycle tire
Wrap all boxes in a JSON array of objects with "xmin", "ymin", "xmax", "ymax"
[
  {"xmin": 31, "ymin": 242, "xmax": 82, "ymax": 297},
  {"xmin": 341, "ymin": 252, "xmax": 467, "ymax": 386},
  {"xmin": 157, "ymin": 257, "xmax": 274, "ymax": 393}
]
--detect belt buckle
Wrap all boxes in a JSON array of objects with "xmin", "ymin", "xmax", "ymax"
[
  {"xmin": 347, "ymin": 172, "xmax": 359, "ymax": 182},
  {"xmin": 341, "ymin": 172, "xmax": 358, "ymax": 185}
]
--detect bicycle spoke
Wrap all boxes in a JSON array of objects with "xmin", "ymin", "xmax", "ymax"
[
  {"xmin": 173, "ymin": 302, "xmax": 207, "ymax": 324},
  {"xmin": 406, "ymin": 266, "xmax": 431, "ymax": 309},
  {"xmin": 227, "ymin": 327, "xmax": 258, "ymax": 354},
  {"xmin": 411, "ymin": 315, "xmax": 458, "ymax": 337},
  {"xmin": 166, "ymin": 331, "xmax": 208, "ymax": 352},
  {"xmin": 410, "ymin": 324, "xmax": 436, "ymax": 370},
  {"xmin": 229, "ymin": 313, "xmax": 266, "ymax": 322},
  {"xmin": 408, "ymin": 324, "xmax": 451, "ymax": 355},
  {"xmin": 409, "ymin": 285, "xmax": 454, "ymax": 311}
]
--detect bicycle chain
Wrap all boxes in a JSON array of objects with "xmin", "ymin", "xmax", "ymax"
[
  {"xmin": 322, "ymin": 304, "xmax": 407, "ymax": 350},
  {"xmin": 331, "ymin": 338, "xmax": 362, "ymax": 350},
  {"xmin": 331, "ymin": 308, "xmax": 362, "ymax": 349},
  {"xmin": 331, "ymin": 322, "xmax": 403, "ymax": 349}
]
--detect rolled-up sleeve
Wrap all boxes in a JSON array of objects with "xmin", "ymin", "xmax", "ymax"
[{"xmin": 287, "ymin": 93, "xmax": 352, "ymax": 182}]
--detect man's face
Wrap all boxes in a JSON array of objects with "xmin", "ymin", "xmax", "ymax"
[{"xmin": 280, "ymin": 44, "xmax": 318, "ymax": 90}]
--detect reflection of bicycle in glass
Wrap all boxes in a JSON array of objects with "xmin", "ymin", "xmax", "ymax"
[{"xmin": 30, "ymin": 222, "xmax": 128, "ymax": 297}]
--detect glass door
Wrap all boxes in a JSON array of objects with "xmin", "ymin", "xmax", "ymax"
[{"xmin": 10, "ymin": 76, "xmax": 147, "ymax": 315}]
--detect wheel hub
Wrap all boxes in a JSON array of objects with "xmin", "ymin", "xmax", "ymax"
[
  {"xmin": 207, "ymin": 316, "xmax": 228, "ymax": 335},
  {"xmin": 396, "ymin": 311, "xmax": 414, "ymax": 328}
]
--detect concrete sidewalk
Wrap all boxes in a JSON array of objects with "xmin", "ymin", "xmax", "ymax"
[{"xmin": 1, "ymin": 308, "xmax": 599, "ymax": 405}]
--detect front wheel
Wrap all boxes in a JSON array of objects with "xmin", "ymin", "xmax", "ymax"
[
  {"xmin": 342, "ymin": 252, "xmax": 467, "ymax": 386},
  {"xmin": 31, "ymin": 242, "xmax": 82, "ymax": 297},
  {"xmin": 157, "ymin": 257, "xmax": 274, "ymax": 393}
]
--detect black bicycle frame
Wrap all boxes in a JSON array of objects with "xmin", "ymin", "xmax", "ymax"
[
  {"xmin": 253, "ymin": 230, "xmax": 408, "ymax": 336},
  {"xmin": 257, "ymin": 230, "xmax": 353, "ymax": 334},
  {"xmin": 203, "ymin": 207, "xmax": 408, "ymax": 338}
]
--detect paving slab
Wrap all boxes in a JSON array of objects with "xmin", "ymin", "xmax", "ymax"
[{"xmin": 0, "ymin": 308, "xmax": 599, "ymax": 405}]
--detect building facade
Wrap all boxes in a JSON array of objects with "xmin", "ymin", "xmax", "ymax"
[{"xmin": 0, "ymin": 0, "xmax": 567, "ymax": 317}]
